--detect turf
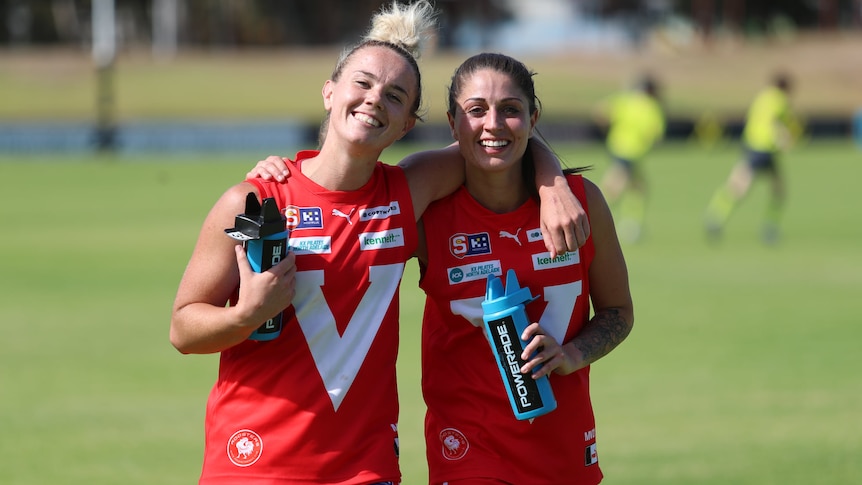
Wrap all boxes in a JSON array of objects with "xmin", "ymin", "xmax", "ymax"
[{"xmin": 1, "ymin": 139, "xmax": 860, "ymax": 484}]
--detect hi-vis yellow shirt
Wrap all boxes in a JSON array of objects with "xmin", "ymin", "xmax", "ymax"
[
  {"xmin": 742, "ymin": 86, "xmax": 795, "ymax": 153},
  {"xmin": 606, "ymin": 91, "xmax": 665, "ymax": 161}
]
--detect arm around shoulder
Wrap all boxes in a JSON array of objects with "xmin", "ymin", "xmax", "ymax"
[
  {"xmin": 399, "ymin": 143, "xmax": 465, "ymax": 221},
  {"xmin": 532, "ymin": 138, "xmax": 591, "ymax": 255}
]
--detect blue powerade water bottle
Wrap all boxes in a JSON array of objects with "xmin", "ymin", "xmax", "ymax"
[
  {"xmin": 225, "ymin": 193, "xmax": 289, "ymax": 341},
  {"xmin": 482, "ymin": 269, "xmax": 557, "ymax": 420}
]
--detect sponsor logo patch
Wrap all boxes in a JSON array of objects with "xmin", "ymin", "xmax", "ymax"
[
  {"xmin": 447, "ymin": 260, "xmax": 501, "ymax": 285},
  {"xmin": 391, "ymin": 423, "xmax": 400, "ymax": 458},
  {"xmin": 439, "ymin": 428, "xmax": 469, "ymax": 461},
  {"xmin": 227, "ymin": 429, "xmax": 263, "ymax": 467},
  {"xmin": 360, "ymin": 228, "xmax": 405, "ymax": 251},
  {"xmin": 532, "ymin": 250, "xmax": 580, "ymax": 271},
  {"xmin": 289, "ymin": 236, "xmax": 332, "ymax": 255},
  {"xmin": 584, "ymin": 443, "xmax": 598, "ymax": 466},
  {"xmin": 449, "ymin": 232, "xmax": 491, "ymax": 259},
  {"xmin": 285, "ymin": 206, "xmax": 323, "ymax": 231},
  {"xmin": 360, "ymin": 202, "xmax": 401, "ymax": 221},
  {"xmin": 526, "ymin": 227, "xmax": 544, "ymax": 243}
]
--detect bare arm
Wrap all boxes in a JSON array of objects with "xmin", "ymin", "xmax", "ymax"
[
  {"xmin": 400, "ymin": 138, "xmax": 591, "ymax": 252},
  {"xmin": 244, "ymin": 138, "xmax": 591, "ymax": 253},
  {"xmin": 170, "ymin": 182, "xmax": 296, "ymax": 354},
  {"xmin": 521, "ymin": 178, "xmax": 633, "ymax": 377},
  {"xmin": 242, "ymin": 147, "xmax": 466, "ymax": 223},
  {"xmin": 397, "ymin": 143, "xmax": 465, "ymax": 221},
  {"xmin": 531, "ymin": 138, "xmax": 591, "ymax": 256},
  {"xmin": 560, "ymin": 179, "xmax": 633, "ymax": 371}
]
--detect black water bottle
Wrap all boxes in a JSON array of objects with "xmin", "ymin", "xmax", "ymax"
[{"xmin": 225, "ymin": 192, "xmax": 289, "ymax": 341}]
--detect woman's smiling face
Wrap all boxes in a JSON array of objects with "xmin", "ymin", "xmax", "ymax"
[
  {"xmin": 448, "ymin": 68, "xmax": 537, "ymax": 173},
  {"xmin": 323, "ymin": 45, "xmax": 418, "ymax": 152}
]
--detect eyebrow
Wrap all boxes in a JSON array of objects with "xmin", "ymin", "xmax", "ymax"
[
  {"xmin": 464, "ymin": 96, "xmax": 525, "ymax": 104},
  {"xmin": 356, "ymin": 70, "xmax": 410, "ymax": 98}
]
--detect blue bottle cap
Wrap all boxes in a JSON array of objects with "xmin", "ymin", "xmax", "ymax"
[{"xmin": 481, "ymin": 269, "xmax": 537, "ymax": 315}]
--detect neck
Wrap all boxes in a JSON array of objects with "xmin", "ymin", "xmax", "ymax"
[
  {"xmin": 464, "ymin": 164, "xmax": 529, "ymax": 214},
  {"xmin": 302, "ymin": 140, "xmax": 380, "ymax": 191}
]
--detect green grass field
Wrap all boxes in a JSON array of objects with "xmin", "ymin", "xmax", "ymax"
[{"xmin": 1, "ymin": 139, "xmax": 860, "ymax": 484}]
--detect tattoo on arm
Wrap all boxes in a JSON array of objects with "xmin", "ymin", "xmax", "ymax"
[{"xmin": 575, "ymin": 308, "xmax": 632, "ymax": 366}]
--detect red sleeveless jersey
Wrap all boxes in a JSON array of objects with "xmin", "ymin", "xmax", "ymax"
[
  {"xmin": 419, "ymin": 175, "xmax": 603, "ymax": 485},
  {"xmin": 199, "ymin": 151, "xmax": 416, "ymax": 484}
]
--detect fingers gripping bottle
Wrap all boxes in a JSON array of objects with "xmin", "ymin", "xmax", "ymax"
[
  {"xmin": 482, "ymin": 269, "xmax": 557, "ymax": 420},
  {"xmin": 225, "ymin": 192, "xmax": 289, "ymax": 341}
]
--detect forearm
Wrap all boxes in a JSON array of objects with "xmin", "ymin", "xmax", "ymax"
[
  {"xmin": 170, "ymin": 183, "xmax": 281, "ymax": 354},
  {"xmin": 561, "ymin": 307, "xmax": 633, "ymax": 372},
  {"xmin": 171, "ymin": 302, "xmax": 259, "ymax": 354},
  {"xmin": 530, "ymin": 137, "xmax": 590, "ymax": 253},
  {"xmin": 530, "ymin": 137, "xmax": 566, "ymax": 193}
]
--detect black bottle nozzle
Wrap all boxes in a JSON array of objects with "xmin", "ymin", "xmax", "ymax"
[{"xmin": 225, "ymin": 193, "xmax": 286, "ymax": 241}]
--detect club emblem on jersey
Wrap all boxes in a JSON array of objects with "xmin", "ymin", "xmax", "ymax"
[
  {"xmin": 450, "ymin": 232, "xmax": 491, "ymax": 259},
  {"xmin": 499, "ymin": 228, "xmax": 522, "ymax": 246},
  {"xmin": 439, "ymin": 428, "xmax": 469, "ymax": 461},
  {"xmin": 285, "ymin": 206, "xmax": 323, "ymax": 231},
  {"xmin": 227, "ymin": 429, "xmax": 263, "ymax": 467}
]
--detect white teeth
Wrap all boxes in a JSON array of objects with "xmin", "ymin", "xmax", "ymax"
[
  {"xmin": 354, "ymin": 113, "xmax": 381, "ymax": 127},
  {"xmin": 481, "ymin": 140, "xmax": 508, "ymax": 148}
]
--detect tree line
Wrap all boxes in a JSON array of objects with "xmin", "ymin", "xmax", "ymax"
[{"xmin": 1, "ymin": 0, "xmax": 859, "ymax": 48}]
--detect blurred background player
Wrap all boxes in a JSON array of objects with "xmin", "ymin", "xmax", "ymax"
[
  {"xmin": 704, "ymin": 72, "xmax": 802, "ymax": 244},
  {"xmin": 593, "ymin": 73, "xmax": 666, "ymax": 243}
]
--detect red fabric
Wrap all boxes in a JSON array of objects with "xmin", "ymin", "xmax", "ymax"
[
  {"xmin": 200, "ymin": 151, "xmax": 417, "ymax": 484},
  {"xmin": 419, "ymin": 175, "xmax": 603, "ymax": 485}
]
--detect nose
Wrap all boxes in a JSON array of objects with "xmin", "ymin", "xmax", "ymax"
[
  {"xmin": 484, "ymin": 108, "xmax": 504, "ymax": 131},
  {"xmin": 365, "ymin": 87, "xmax": 385, "ymax": 111}
]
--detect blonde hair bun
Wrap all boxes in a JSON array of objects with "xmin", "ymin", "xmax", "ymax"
[{"xmin": 364, "ymin": 0, "xmax": 437, "ymax": 59}]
